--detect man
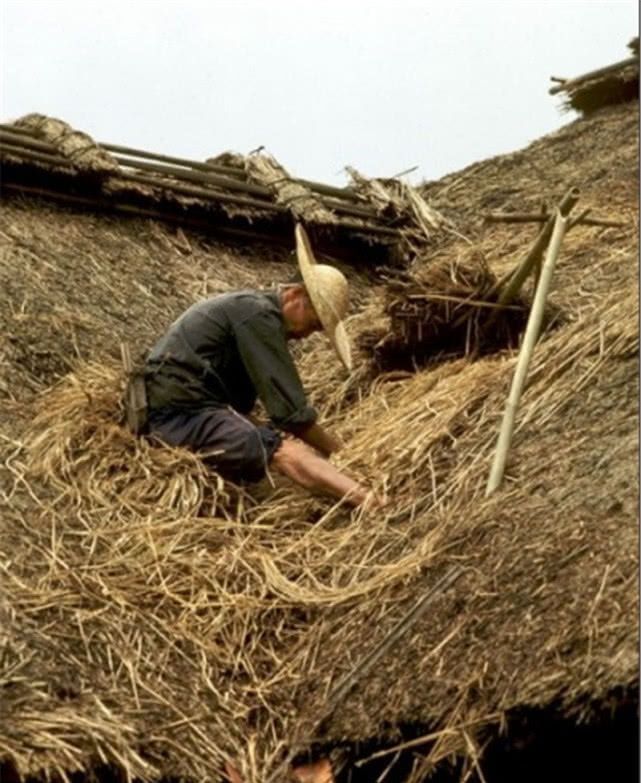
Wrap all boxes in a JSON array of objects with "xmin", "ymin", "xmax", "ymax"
[{"xmin": 144, "ymin": 223, "xmax": 375, "ymax": 508}]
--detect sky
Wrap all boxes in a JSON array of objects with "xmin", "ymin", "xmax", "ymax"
[{"xmin": 1, "ymin": 0, "xmax": 638, "ymax": 186}]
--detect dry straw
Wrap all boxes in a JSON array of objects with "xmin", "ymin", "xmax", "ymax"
[{"xmin": 1, "ymin": 98, "xmax": 638, "ymax": 782}]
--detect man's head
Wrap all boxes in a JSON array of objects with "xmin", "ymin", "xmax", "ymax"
[{"xmin": 280, "ymin": 284, "xmax": 323, "ymax": 339}]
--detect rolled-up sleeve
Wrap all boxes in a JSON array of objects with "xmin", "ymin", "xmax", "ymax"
[{"xmin": 233, "ymin": 310, "xmax": 317, "ymax": 430}]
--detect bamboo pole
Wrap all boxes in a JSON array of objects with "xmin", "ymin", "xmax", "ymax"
[
  {"xmin": 115, "ymin": 170, "xmax": 400, "ymax": 231},
  {"xmin": 0, "ymin": 143, "xmax": 75, "ymax": 169},
  {"xmin": 0, "ymin": 180, "xmax": 402, "ymax": 241},
  {"xmin": 0, "ymin": 181, "xmax": 291, "ymax": 242},
  {"xmin": 1, "ymin": 134, "xmax": 399, "ymax": 233},
  {"xmin": 0, "ymin": 125, "xmax": 366, "ymax": 202},
  {"xmin": 0, "ymin": 122, "xmax": 32, "ymax": 135},
  {"xmin": 0, "ymin": 128, "xmax": 56, "ymax": 153},
  {"xmin": 549, "ymin": 56, "xmax": 638, "ymax": 94},
  {"xmin": 485, "ymin": 211, "xmax": 568, "ymax": 496},
  {"xmin": 103, "ymin": 141, "xmax": 362, "ymax": 199},
  {"xmin": 484, "ymin": 211, "xmax": 625, "ymax": 229},
  {"xmin": 115, "ymin": 155, "xmax": 273, "ymax": 197},
  {"xmin": 0, "ymin": 131, "xmax": 381, "ymax": 218},
  {"xmin": 115, "ymin": 158, "xmax": 380, "ymax": 219},
  {"xmin": 113, "ymin": 170, "xmax": 286, "ymax": 211},
  {"xmin": 102, "ymin": 141, "xmax": 249, "ymax": 178}
]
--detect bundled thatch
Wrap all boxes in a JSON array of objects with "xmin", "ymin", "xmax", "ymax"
[
  {"xmin": 1, "ymin": 95, "xmax": 638, "ymax": 783},
  {"xmin": 358, "ymin": 249, "xmax": 533, "ymax": 374},
  {"xmin": 549, "ymin": 38, "xmax": 639, "ymax": 115}
]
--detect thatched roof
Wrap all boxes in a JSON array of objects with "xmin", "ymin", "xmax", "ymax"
[
  {"xmin": 549, "ymin": 38, "xmax": 639, "ymax": 114},
  {"xmin": 0, "ymin": 114, "xmax": 448, "ymax": 267},
  {"xmin": 1, "ymin": 92, "xmax": 638, "ymax": 783}
]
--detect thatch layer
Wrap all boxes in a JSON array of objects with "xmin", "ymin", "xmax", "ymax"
[{"xmin": 1, "ymin": 98, "xmax": 638, "ymax": 782}]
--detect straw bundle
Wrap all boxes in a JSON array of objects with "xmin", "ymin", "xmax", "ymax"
[{"xmin": 14, "ymin": 113, "xmax": 119, "ymax": 174}]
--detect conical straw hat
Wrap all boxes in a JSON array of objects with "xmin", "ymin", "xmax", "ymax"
[{"xmin": 295, "ymin": 223, "xmax": 352, "ymax": 371}]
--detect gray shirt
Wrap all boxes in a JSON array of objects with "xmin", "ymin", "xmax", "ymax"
[{"xmin": 145, "ymin": 290, "xmax": 317, "ymax": 430}]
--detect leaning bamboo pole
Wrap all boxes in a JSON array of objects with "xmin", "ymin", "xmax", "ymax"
[
  {"xmin": 485, "ymin": 211, "xmax": 568, "ymax": 496},
  {"xmin": 491, "ymin": 186, "xmax": 579, "ymax": 310}
]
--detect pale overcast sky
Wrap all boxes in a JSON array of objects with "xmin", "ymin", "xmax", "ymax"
[{"xmin": 1, "ymin": 0, "xmax": 638, "ymax": 185}]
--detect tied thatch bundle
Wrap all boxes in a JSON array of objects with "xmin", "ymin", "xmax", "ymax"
[
  {"xmin": 358, "ymin": 249, "xmax": 532, "ymax": 373},
  {"xmin": 245, "ymin": 154, "xmax": 338, "ymax": 225},
  {"xmin": 14, "ymin": 114, "xmax": 119, "ymax": 174}
]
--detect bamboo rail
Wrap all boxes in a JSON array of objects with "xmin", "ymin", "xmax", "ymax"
[
  {"xmin": 114, "ymin": 170, "xmax": 287, "ymax": 211},
  {"xmin": 0, "ymin": 128, "xmax": 55, "ymax": 153},
  {"xmin": 0, "ymin": 123, "xmax": 364, "ymax": 203},
  {"xmin": 0, "ymin": 144, "xmax": 76, "ymax": 170},
  {"xmin": 486, "ymin": 211, "xmax": 568, "ymax": 496},
  {"xmin": 0, "ymin": 182, "xmax": 293, "ymax": 243},
  {"xmin": 0, "ymin": 141, "xmax": 286, "ymax": 211},
  {"xmin": 114, "ymin": 155, "xmax": 273, "ymax": 197},
  {"xmin": 549, "ymin": 56, "xmax": 638, "ymax": 95},
  {"xmin": 0, "ymin": 130, "xmax": 384, "ymax": 222},
  {"xmin": 103, "ymin": 141, "xmax": 362, "ymax": 200},
  {"xmin": 0, "ymin": 180, "xmax": 402, "ymax": 239}
]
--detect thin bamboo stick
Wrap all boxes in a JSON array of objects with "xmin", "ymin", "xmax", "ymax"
[
  {"xmin": 484, "ymin": 211, "xmax": 624, "ymax": 229},
  {"xmin": 485, "ymin": 211, "xmax": 568, "ymax": 496},
  {"xmin": 328, "ymin": 565, "xmax": 465, "ymax": 707}
]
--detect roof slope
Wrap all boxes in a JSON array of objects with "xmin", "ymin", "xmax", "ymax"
[{"xmin": 1, "ymin": 100, "xmax": 638, "ymax": 783}]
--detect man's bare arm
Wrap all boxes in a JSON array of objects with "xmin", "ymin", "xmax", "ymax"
[{"xmin": 290, "ymin": 422, "xmax": 342, "ymax": 457}]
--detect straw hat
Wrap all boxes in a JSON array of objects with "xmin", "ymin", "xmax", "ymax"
[{"xmin": 295, "ymin": 223, "xmax": 352, "ymax": 371}]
